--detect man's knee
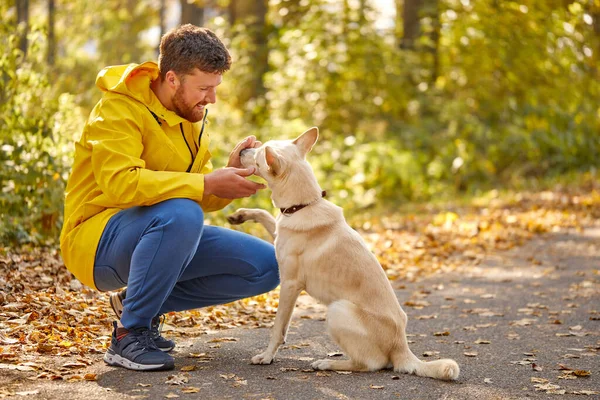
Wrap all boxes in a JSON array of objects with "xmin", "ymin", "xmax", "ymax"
[
  {"xmin": 254, "ymin": 252, "xmax": 280, "ymax": 293},
  {"xmin": 154, "ymin": 198, "xmax": 204, "ymax": 234}
]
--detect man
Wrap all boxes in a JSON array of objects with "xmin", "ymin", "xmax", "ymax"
[{"xmin": 60, "ymin": 24, "xmax": 279, "ymax": 371}]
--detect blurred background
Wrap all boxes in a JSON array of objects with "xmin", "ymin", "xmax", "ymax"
[{"xmin": 1, "ymin": 0, "xmax": 598, "ymax": 245}]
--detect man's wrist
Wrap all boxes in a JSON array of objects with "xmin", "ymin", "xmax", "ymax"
[{"xmin": 203, "ymin": 174, "xmax": 213, "ymax": 197}]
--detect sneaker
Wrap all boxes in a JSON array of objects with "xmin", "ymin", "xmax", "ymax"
[
  {"xmin": 103, "ymin": 321, "xmax": 174, "ymax": 371},
  {"xmin": 151, "ymin": 315, "xmax": 176, "ymax": 352},
  {"xmin": 109, "ymin": 288, "xmax": 176, "ymax": 352},
  {"xmin": 109, "ymin": 289, "xmax": 126, "ymax": 319}
]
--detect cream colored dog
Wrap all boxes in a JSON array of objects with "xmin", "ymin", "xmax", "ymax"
[{"xmin": 227, "ymin": 127, "xmax": 459, "ymax": 380}]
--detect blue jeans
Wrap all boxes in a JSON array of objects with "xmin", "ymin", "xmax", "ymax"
[{"xmin": 93, "ymin": 199, "xmax": 280, "ymax": 330}]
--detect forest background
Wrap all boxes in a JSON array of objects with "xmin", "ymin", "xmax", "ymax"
[{"xmin": 1, "ymin": 0, "xmax": 599, "ymax": 246}]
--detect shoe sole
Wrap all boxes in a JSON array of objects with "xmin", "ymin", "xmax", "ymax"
[
  {"xmin": 157, "ymin": 343, "xmax": 175, "ymax": 352},
  {"xmin": 103, "ymin": 350, "xmax": 174, "ymax": 371}
]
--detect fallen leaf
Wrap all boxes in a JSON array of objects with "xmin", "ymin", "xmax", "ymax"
[
  {"xmin": 531, "ymin": 377, "xmax": 548, "ymax": 384},
  {"xmin": 166, "ymin": 374, "xmax": 189, "ymax": 385},
  {"xmin": 415, "ymin": 315, "xmax": 437, "ymax": 320},
  {"xmin": 510, "ymin": 318, "xmax": 537, "ymax": 326},
  {"xmin": 181, "ymin": 387, "xmax": 200, "ymax": 393},
  {"xmin": 369, "ymin": 385, "xmax": 384, "ymax": 389},
  {"xmin": 464, "ymin": 352, "xmax": 478, "ymax": 357},
  {"xmin": 534, "ymin": 382, "xmax": 561, "ymax": 391},
  {"xmin": 573, "ymin": 370, "xmax": 591, "ymax": 377},
  {"xmin": 180, "ymin": 365, "xmax": 196, "ymax": 372},
  {"xmin": 207, "ymin": 337, "xmax": 238, "ymax": 343},
  {"xmin": 61, "ymin": 362, "xmax": 87, "ymax": 369},
  {"xmin": 15, "ymin": 390, "xmax": 40, "ymax": 396}
]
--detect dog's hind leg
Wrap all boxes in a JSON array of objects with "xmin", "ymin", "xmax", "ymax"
[
  {"xmin": 391, "ymin": 326, "xmax": 460, "ymax": 381},
  {"xmin": 227, "ymin": 208, "xmax": 277, "ymax": 239},
  {"xmin": 311, "ymin": 300, "xmax": 389, "ymax": 372}
]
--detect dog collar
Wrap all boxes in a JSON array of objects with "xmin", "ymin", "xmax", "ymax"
[{"xmin": 280, "ymin": 191, "xmax": 327, "ymax": 216}]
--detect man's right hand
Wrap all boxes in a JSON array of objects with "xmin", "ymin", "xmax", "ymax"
[{"xmin": 203, "ymin": 167, "xmax": 266, "ymax": 199}]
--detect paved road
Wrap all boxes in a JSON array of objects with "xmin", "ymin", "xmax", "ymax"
[{"xmin": 3, "ymin": 227, "xmax": 599, "ymax": 399}]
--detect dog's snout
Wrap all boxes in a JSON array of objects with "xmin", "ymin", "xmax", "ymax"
[
  {"xmin": 239, "ymin": 147, "xmax": 258, "ymax": 169},
  {"xmin": 240, "ymin": 148, "xmax": 253, "ymax": 157}
]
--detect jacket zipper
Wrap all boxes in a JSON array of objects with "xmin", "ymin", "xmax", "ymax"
[{"xmin": 180, "ymin": 109, "xmax": 208, "ymax": 173}]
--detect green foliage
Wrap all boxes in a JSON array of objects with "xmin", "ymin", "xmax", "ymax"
[{"xmin": 0, "ymin": 7, "xmax": 83, "ymax": 245}]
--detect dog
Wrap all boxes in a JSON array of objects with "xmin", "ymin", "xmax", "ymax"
[{"xmin": 227, "ymin": 127, "xmax": 459, "ymax": 380}]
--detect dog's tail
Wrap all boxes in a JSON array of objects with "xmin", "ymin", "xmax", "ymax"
[{"xmin": 391, "ymin": 346, "xmax": 460, "ymax": 381}]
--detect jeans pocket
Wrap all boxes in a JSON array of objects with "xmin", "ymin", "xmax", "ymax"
[{"xmin": 93, "ymin": 265, "xmax": 127, "ymax": 292}]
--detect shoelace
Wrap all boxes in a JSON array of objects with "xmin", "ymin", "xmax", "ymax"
[{"xmin": 132, "ymin": 328, "xmax": 160, "ymax": 351}]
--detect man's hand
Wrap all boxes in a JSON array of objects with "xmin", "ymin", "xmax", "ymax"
[
  {"xmin": 227, "ymin": 136, "xmax": 262, "ymax": 169},
  {"xmin": 203, "ymin": 167, "xmax": 266, "ymax": 199}
]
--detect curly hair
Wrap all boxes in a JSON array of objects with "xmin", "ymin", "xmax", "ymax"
[{"xmin": 158, "ymin": 24, "xmax": 232, "ymax": 79}]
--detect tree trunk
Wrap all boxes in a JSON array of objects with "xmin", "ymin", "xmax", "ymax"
[
  {"xmin": 425, "ymin": 0, "xmax": 440, "ymax": 83},
  {"xmin": 16, "ymin": 0, "xmax": 29, "ymax": 57},
  {"xmin": 47, "ymin": 0, "xmax": 56, "ymax": 66},
  {"xmin": 400, "ymin": 0, "xmax": 420, "ymax": 50},
  {"xmin": 180, "ymin": 0, "xmax": 205, "ymax": 26},
  {"xmin": 229, "ymin": 0, "xmax": 268, "ymax": 102},
  {"xmin": 398, "ymin": 0, "xmax": 440, "ymax": 82}
]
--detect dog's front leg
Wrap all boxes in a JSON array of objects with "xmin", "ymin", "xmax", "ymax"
[
  {"xmin": 228, "ymin": 208, "xmax": 277, "ymax": 239},
  {"xmin": 251, "ymin": 280, "xmax": 302, "ymax": 364}
]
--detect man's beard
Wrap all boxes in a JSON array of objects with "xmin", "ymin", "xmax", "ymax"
[{"xmin": 172, "ymin": 87, "xmax": 206, "ymax": 123}]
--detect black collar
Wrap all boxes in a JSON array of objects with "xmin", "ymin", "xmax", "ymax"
[{"xmin": 280, "ymin": 191, "xmax": 327, "ymax": 215}]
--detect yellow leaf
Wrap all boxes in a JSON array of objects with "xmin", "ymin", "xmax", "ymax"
[{"xmin": 181, "ymin": 387, "xmax": 200, "ymax": 393}]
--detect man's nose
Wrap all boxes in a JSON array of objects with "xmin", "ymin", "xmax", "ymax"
[{"xmin": 206, "ymin": 87, "xmax": 217, "ymax": 104}]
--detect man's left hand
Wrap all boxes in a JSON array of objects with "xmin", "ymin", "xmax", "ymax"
[{"xmin": 227, "ymin": 136, "xmax": 262, "ymax": 169}]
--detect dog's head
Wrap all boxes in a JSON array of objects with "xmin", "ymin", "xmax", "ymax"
[{"xmin": 239, "ymin": 127, "xmax": 319, "ymax": 187}]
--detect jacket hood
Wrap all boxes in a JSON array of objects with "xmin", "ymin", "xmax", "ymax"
[
  {"xmin": 96, "ymin": 62, "xmax": 159, "ymax": 105},
  {"xmin": 95, "ymin": 62, "xmax": 189, "ymax": 127}
]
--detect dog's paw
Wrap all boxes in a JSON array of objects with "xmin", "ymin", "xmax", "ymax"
[
  {"xmin": 227, "ymin": 209, "xmax": 249, "ymax": 225},
  {"xmin": 311, "ymin": 359, "xmax": 333, "ymax": 370},
  {"xmin": 251, "ymin": 352, "xmax": 274, "ymax": 365}
]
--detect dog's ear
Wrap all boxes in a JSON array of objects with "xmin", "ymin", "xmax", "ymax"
[
  {"xmin": 293, "ymin": 127, "xmax": 319, "ymax": 158},
  {"xmin": 264, "ymin": 146, "xmax": 282, "ymax": 175}
]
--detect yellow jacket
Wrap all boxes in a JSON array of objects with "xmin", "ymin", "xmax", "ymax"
[{"xmin": 60, "ymin": 62, "xmax": 231, "ymax": 289}]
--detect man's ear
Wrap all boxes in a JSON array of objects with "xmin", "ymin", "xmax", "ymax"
[
  {"xmin": 165, "ymin": 71, "xmax": 180, "ymax": 89},
  {"xmin": 293, "ymin": 127, "xmax": 319, "ymax": 158},
  {"xmin": 264, "ymin": 146, "xmax": 282, "ymax": 175}
]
